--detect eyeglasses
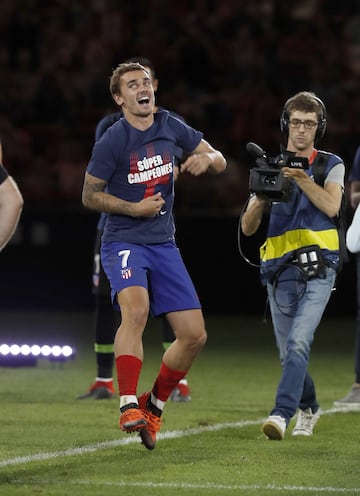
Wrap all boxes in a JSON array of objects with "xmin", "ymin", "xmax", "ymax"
[{"xmin": 289, "ymin": 119, "xmax": 318, "ymax": 130}]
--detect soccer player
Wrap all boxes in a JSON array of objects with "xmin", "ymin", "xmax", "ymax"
[
  {"xmin": 81, "ymin": 62, "xmax": 226, "ymax": 450},
  {"xmin": 77, "ymin": 57, "xmax": 190, "ymax": 402}
]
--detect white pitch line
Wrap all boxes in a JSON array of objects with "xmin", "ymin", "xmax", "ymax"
[
  {"xmin": 0, "ymin": 406, "xmax": 358, "ymax": 470},
  {"xmin": 10, "ymin": 479, "xmax": 360, "ymax": 493},
  {"xmin": 0, "ymin": 418, "xmax": 260, "ymax": 468}
]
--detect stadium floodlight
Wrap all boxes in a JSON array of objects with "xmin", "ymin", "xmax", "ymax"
[{"xmin": 0, "ymin": 343, "xmax": 76, "ymax": 367}]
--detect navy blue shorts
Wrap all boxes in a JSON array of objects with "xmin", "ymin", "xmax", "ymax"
[{"xmin": 101, "ymin": 240, "xmax": 201, "ymax": 317}]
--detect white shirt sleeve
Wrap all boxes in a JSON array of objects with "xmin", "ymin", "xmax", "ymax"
[{"xmin": 346, "ymin": 204, "xmax": 360, "ymax": 253}]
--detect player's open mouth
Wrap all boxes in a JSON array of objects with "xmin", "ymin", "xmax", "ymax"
[{"xmin": 138, "ymin": 96, "xmax": 150, "ymax": 105}]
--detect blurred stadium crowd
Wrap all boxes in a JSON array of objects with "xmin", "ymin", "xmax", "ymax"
[{"xmin": 0, "ymin": 0, "xmax": 360, "ymax": 212}]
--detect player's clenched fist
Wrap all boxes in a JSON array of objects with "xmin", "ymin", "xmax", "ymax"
[{"xmin": 135, "ymin": 192, "xmax": 165, "ymax": 217}]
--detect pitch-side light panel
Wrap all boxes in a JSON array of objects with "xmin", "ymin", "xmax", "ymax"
[{"xmin": 0, "ymin": 343, "xmax": 76, "ymax": 367}]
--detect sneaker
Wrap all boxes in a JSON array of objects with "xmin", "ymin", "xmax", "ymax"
[
  {"xmin": 170, "ymin": 380, "xmax": 191, "ymax": 402},
  {"xmin": 292, "ymin": 408, "xmax": 320, "ymax": 436},
  {"xmin": 333, "ymin": 385, "xmax": 360, "ymax": 410},
  {"xmin": 262, "ymin": 415, "xmax": 286, "ymax": 440},
  {"xmin": 119, "ymin": 407, "xmax": 147, "ymax": 433},
  {"xmin": 138, "ymin": 392, "xmax": 162, "ymax": 450},
  {"xmin": 76, "ymin": 380, "xmax": 116, "ymax": 400}
]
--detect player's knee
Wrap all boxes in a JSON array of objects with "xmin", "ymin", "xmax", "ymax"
[
  {"xmin": 187, "ymin": 327, "xmax": 207, "ymax": 353},
  {"xmin": 199, "ymin": 328, "xmax": 207, "ymax": 347},
  {"xmin": 122, "ymin": 305, "xmax": 149, "ymax": 330}
]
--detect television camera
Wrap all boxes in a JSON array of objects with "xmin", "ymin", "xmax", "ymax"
[{"xmin": 246, "ymin": 142, "xmax": 308, "ymax": 202}]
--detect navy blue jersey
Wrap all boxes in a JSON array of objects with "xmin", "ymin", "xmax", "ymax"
[
  {"xmin": 95, "ymin": 107, "xmax": 185, "ymax": 143},
  {"xmin": 87, "ymin": 109, "xmax": 203, "ymax": 244},
  {"xmin": 95, "ymin": 107, "xmax": 186, "ymax": 232},
  {"xmin": 95, "ymin": 111, "xmax": 123, "ymax": 142}
]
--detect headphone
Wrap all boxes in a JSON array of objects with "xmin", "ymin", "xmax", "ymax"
[{"xmin": 280, "ymin": 95, "xmax": 327, "ymax": 142}]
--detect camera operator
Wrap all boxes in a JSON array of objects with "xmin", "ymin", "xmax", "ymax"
[{"xmin": 241, "ymin": 91, "xmax": 345, "ymax": 440}]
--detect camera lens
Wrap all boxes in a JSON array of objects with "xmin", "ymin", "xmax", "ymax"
[{"xmin": 264, "ymin": 175, "xmax": 277, "ymax": 185}]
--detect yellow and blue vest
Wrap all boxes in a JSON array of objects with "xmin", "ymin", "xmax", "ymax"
[{"xmin": 260, "ymin": 150, "xmax": 342, "ymax": 284}]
